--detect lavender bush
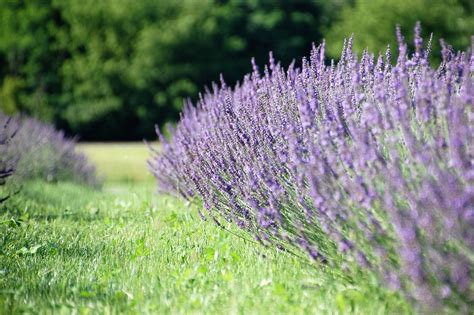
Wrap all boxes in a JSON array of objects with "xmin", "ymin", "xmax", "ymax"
[
  {"xmin": 0, "ymin": 113, "xmax": 99, "ymax": 187},
  {"xmin": 0, "ymin": 117, "xmax": 18, "ymax": 202},
  {"xmin": 150, "ymin": 24, "xmax": 473, "ymax": 311}
]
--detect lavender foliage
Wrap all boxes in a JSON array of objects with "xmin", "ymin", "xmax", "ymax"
[
  {"xmin": 150, "ymin": 25, "xmax": 473, "ymax": 310},
  {"xmin": 0, "ymin": 113, "xmax": 99, "ymax": 187}
]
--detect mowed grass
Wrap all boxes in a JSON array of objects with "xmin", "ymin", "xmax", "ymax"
[
  {"xmin": 0, "ymin": 143, "xmax": 412, "ymax": 314},
  {"xmin": 78, "ymin": 142, "xmax": 155, "ymax": 183}
]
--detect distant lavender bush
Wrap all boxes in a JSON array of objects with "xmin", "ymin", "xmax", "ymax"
[
  {"xmin": 150, "ymin": 24, "xmax": 473, "ymax": 311},
  {"xmin": 0, "ymin": 113, "xmax": 99, "ymax": 187}
]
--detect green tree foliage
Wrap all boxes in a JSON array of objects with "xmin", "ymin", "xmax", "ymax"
[
  {"xmin": 0, "ymin": 0, "xmax": 471, "ymax": 140},
  {"xmin": 0, "ymin": 0, "xmax": 62, "ymax": 120},
  {"xmin": 0, "ymin": 0, "xmax": 340, "ymax": 140},
  {"xmin": 325, "ymin": 0, "xmax": 474, "ymax": 60}
]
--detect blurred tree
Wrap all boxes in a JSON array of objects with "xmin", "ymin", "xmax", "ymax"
[
  {"xmin": 55, "ymin": 0, "xmax": 168, "ymax": 140},
  {"xmin": 0, "ymin": 0, "xmax": 343, "ymax": 140},
  {"xmin": 128, "ymin": 0, "xmax": 343, "ymax": 140},
  {"xmin": 11, "ymin": 0, "xmax": 471, "ymax": 140},
  {"xmin": 325, "ymin": 0, "xmax": 474, "ymax": 61},
  {"xmin": 0, "ymin": 0, "xmax": 62, "ymax": 121}
]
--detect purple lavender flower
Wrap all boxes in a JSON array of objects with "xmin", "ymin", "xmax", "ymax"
[
  {"xmin": 149, "ymin": 23, "xmax": 474, "ymax": 311},
  {"xmin": 0, "ymin": 113, "xmax": 99, "ymax": 187}
]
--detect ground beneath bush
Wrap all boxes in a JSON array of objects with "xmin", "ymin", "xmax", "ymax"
[{"xmin": 0, "ymin": 144, "xmax": 412, "ymax": 314}]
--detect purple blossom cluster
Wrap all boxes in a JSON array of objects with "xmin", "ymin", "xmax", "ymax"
[
  {"xmin": 149, "ymin": 24, "xmax": 473, "ymax": 310},
  {"xmin": 0, "ymin": 113, "xmax": 99, "ymax": 187}
]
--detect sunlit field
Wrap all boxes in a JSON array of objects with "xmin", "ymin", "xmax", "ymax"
[{"xmin": 78, "ymin": 142, "xmax": 155, "ymax": 183}]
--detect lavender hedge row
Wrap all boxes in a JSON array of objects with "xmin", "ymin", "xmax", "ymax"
[
  {"xmin": 150, "ymin": 24, "xmax": 473, "ymax": 311},
  {"xmin": 0, "ymin": 113, "xmax": 99, "ymax": 187}
]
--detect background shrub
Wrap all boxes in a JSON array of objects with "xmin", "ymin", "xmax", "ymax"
[{"xmin": 0, "ymin": 113, "xmax": 99, "ymax": 187}]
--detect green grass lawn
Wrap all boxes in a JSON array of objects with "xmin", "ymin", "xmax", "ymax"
[{"xmin": 0, "ymin": 143, "xmax": 412, "ymax": 314}]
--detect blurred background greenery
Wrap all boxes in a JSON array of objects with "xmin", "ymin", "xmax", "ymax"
[{"xmin": 0, "ymin": 0, "xmax": 472, "ymax": 141}]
